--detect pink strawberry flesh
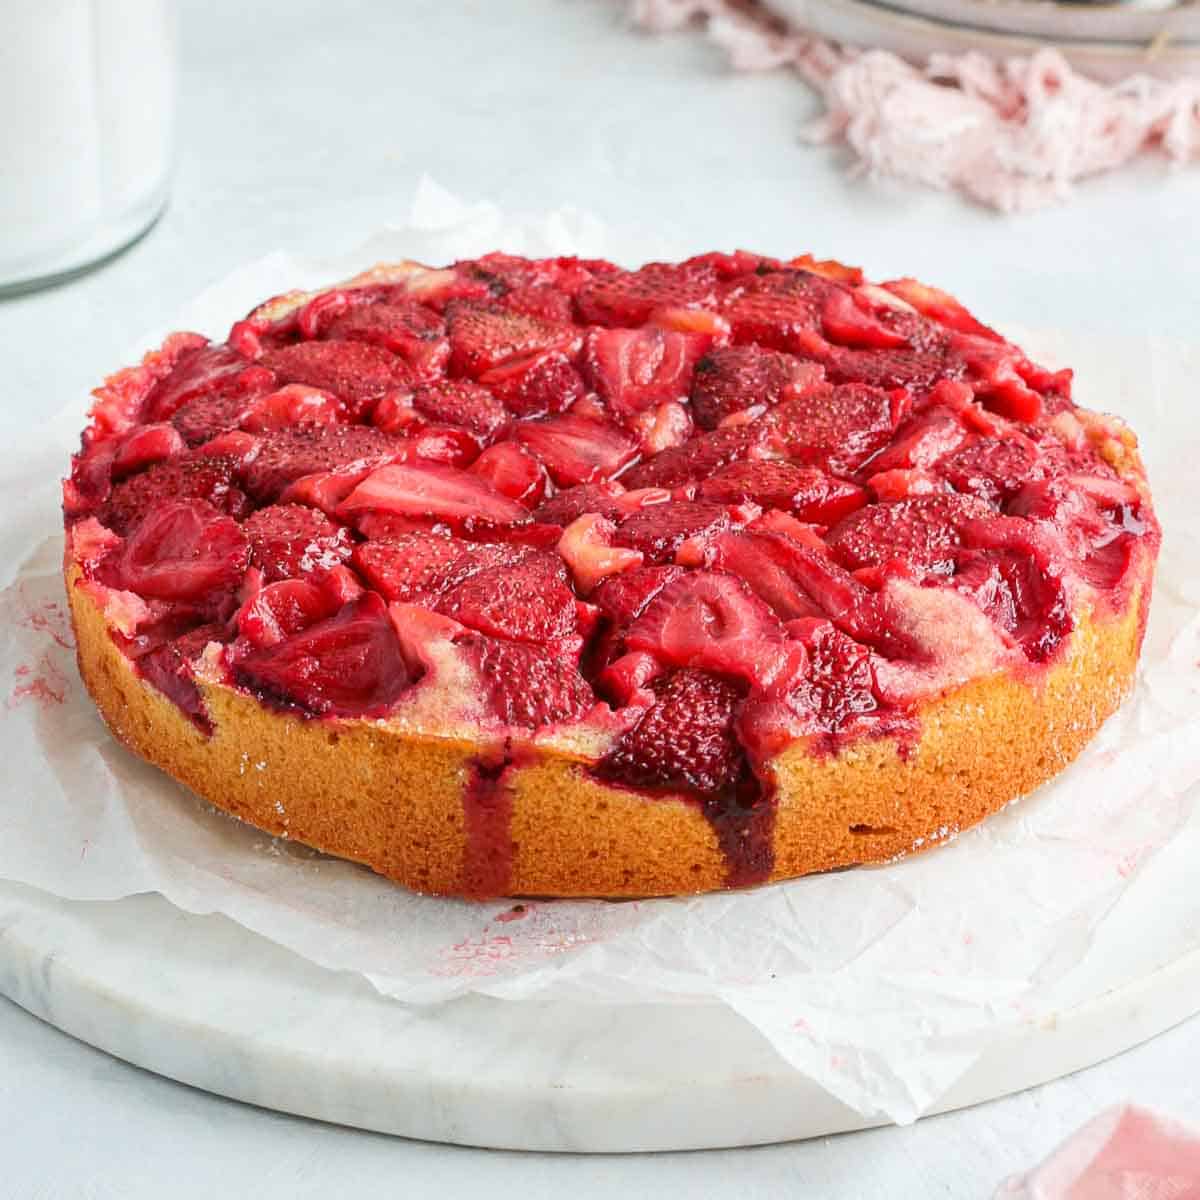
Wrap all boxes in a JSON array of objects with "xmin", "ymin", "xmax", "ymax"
[
  {"xmin": 615, "ymin": 500, "xmax": 731, "ymax": 565},
  {"xmin": 445, "ymin": 301, "xmax": 581, "ymax": 377},
  {"xmin": 236, "ymin": 578, "xmax": 340, "ymax": 648},
  {"xmin": 461, "ymin": 636, "xmax": 594, "ymax": 728},
  {"xmin": 113, "ymin": 499, "xmax": 250, "ymax": 603},
  {"xmin": 242, "ymin": 503, "xmax": 354, "ymax": 582},
  {"xmin": 469, "ymin": 442, "xmax": 548, "ymax": 505},
  {"xmin": 436, "ymin": 550, "xmax": 577, "ymax": 643},
  {"xmin": 698, "ymin": 460, "xmax": 866, "ymax": 524},
  {"xmin": 338, "ymin": 462, "xmax": 530, "ymax": 528},
  {"xmin": 583, "ymin": 327, "xmax": 710, "ymax": 420},
  {"xmin": 234, "ymin": 591, "xmax": 411, "ymax": 717},
  {"xmin": 575, "ymin": 262, "xmax": 718, "ymax": 327},
  {"xmin": 690, "ymin": 344, "xmax": 826, "ymax": 430},
  {"xmin": 259, "ymin": 341, "xmax": 412, "ymax": 420},
  {"xmin": 242, "ymin": 425, "xmax": 407, "ymax": 502},
  {"xmin": 597, "ymin": 669, "xmax": 746, "ymax": 792},
  {"xmin": 144, "ymin": 343, "xmax": 261, "ymax": 423},
  {"xmin": 826, "ymin": 493, "xmax": 994, "ymax": 575},
  {"xmin": 515, "ymin": 413, "xmax": 638, "ymax": 487},
  {"xmin": 112, "ymin": 424, "xmax": 187, "ymax": 478}
]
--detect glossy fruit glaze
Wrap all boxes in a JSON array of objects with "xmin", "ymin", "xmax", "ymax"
[{"xmin": 66, "ymin": 251, "xmax": 1160, "ymax": 887}]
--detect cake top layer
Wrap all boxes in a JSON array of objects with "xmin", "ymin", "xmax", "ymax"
[{"xmin": 65, "ymin": 250, "xmax": 1159, "ymax": 798}]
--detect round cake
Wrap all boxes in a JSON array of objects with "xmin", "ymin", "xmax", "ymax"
[{"xmin": 63, "ymin": 251, "xmax": 1160, "ymax": 898}]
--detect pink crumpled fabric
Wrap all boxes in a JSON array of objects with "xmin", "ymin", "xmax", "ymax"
[
  {"xmin": 997, "ymin": 1106, "xmax": 1200, "ymax": 1199},
  {"xmin": 623, "ymin": 0, "xmax": 1200, "ymax": 211}
]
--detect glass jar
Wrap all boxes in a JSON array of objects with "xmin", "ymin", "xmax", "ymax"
[{"xmin": 0, "ymin": 0, "xmax": 175, "ymax": 295}]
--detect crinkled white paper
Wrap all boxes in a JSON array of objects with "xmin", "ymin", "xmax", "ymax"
[{"xmin": 2, "ymin": 182, "xmax": 1198, "ymax": 1124}]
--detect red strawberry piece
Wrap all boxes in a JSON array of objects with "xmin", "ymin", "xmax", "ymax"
[
  {"xmin": 767, "ymin": 382, "xmax": 907, "ymax": 476},
  {"xmin": 466, "ymin": 252, "xmax": 619, "ymax": 295},
  {"xmin": 583, "ymin": 327, "xmax": 711, "ymax": 421},
  {"xmin": 620, "ymin": 421, "xmax": 770, "ymax": 490},
  {"xmin": 259, "ymin": 341, "xmax": 413, "ymax": 420},
  {"xmin": 403, "ymin": 425, "xmax": 483, "ymax": 469},
  {"xmin": 195, "ymin": 430, "xmax": 262, "ymax": 470},
  {"xmin": 719, "ymin": 270, "xmax": 834, "ymax": 352},
  {"xmin": 515, "ymin": 413, "xmax": 639, "ymax": 487},
  {"xmin": 478, "ymin": 350, "xmax": 585, "ymax": 419},
  {"xmin": 436, "ymin": 550, "xmax": 577, "ymax": 643},
  {"xmin": 949, "ymin": 331, "xmax": 1045, "ymax": 423},
  {"xmin": 233, "ymin": 591, "xmax": 412, "ymax": 718},
  {"xmin": 557, "ymin": 514, "xmax": 644, "ymax": 593},
  {"xmin": 698, "ymin": 461, "xmax": 866, "ymax": 524},
  {"xmin": 469, "ymin": 442, "xmax": 548, "ymax": 505},
  {"xmin": 444, "ymin": 302, "xmax": 582, "ymax": 377},
  {"xmin": 575, "ymin": 262, "xmax": 718, "ymax": 327},
  {"xmin": 111, "ymin": 424, "xmax": 187, "ymax": 479},
  {"xmin": 144, "ymin": 343, "xmax": 266, "ymax": 422},
  {"xmin": 112, "ymin": 499, "xmax": 250, "ymax": 602},
  {"xmin": 242, "ymin": 425, "xmax": 407, "ymax": 501},
  {"xmin": 135, "ymin": 621, "xmax": 229, "ymax": 732},
  {"xmin": 87, "ymin": 331, "xmax": 207, "ymax": 439},
  {"xmin": 690, "ymin": 344, "xmax": 826, "ymax": 430},
  {"xmin": 882, "ymin": 278, "xmax": 999, "ymax": 339},
  {"xmin": 648, "ymin": 306, "xmax": 731, "ymax": 342},
  {"xmin": 626, "ymin": 570, "xmax": 802, "ymax": 692},
  {"xmin": 353, "ymin": 532, "xmax": 492, "ymax": 602},
  {"xmin": 170, "ymin": 391, "xmax": 255, "ymax": 446},
  {"xmin": 324, "ymin": 299, "xmax": 450, "ymax": 380},
  {"xmin": 826, "ymin": 493, "xmax": 995, "ymax": 575},
  {"xmin": 865, "ymin": 468, "xmax": 942, "ymax": 502},
  {"xmin": 105, "ymin": 454, "xmax": 250, "ymax": 535},
  {"xmin": 531, "ymin": 481, "xmax": 628, "ymax": 525},
  {"xmin": 615, "ymin": 500, "xmax": 731, "ymax": 565},
  {"xmin": 787, "ymin": 254, "xmax": 863, "ymax": 285},
  {"xmin": 240, "ymin": 385, "xmax": 346, "ymax": 433},
  {"xmin": 819, "ymin": 288, "xmax": 908, "ymax": 349},
  {"xmin": 337, "ymin": 461, "xmax": 530, "ymax": 528},
  {"xmin": 820, "ymin": 344, "xmax": 965, "ymax": 393},
  {"xmin": 242, "ymin": 503, "xmax": 355, "ymax": 582},
  {"xmin": 705, "ymin": 532, "xmax": 828, "ymax": 621},
  {"xmin": 409, "ymin": 379, "xmax": 508, "ymax": 441},
  {"xmin": 937, "ymin": 436, "xmax": 1041, "ymax": 504},
  {"xmin": 460, "ymin": 636, "xmax": 594, "ymax": 728},
  {"xmin": 235, "ymin": 578, "xmax": 341, "ymax": 648},
  {"xmin": 590, "ymin": 564, "xmax": 684, "ymax": 628},
  {"xmin": 786, "ymin": 622, "xmax": 879, "ymax": 732},
  {"xmin": 684, "ymin": 249, "xmax": 782, "ymax": 279},
  {"xmin": 594, "ymin": 650, "xmax": 662, "ymax": 709},
  {"xmin": 863, "ymin": 405, "xmax": 968, "ymax": 474},
  {"xmin": 501, "ymin": 284, "xmax": 575, "ymax": 323},
  {"xmin": 294, "ymin": 289, "xmax": 353, "ymax": 339},
  {"xmin": 401, "ymin": 265, "xmax": 496, "ymax": 311},
  {"xmin": 597, "ymin": 669, "xmax": 747, "ymax": 792},
  {"xmin": 630, "ymin": 399, "xmax": 693, "ymax": 458}
]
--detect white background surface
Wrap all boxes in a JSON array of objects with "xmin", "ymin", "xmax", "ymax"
[{"xmin": 2, "ymin": 0, "xmax": 1199, "ymax": 1194}]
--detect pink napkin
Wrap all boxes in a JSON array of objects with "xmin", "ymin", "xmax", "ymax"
[
  {"xmin": 997, "ymin": 1106, "xmax": 1200, "ymax": 1199},
  {"xmin": 622, "ymin": 0, "xmax": 1200, "ymax": 211}
]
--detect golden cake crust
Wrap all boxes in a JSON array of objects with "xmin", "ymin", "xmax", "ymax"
[{"xmin": 67, "ymin": 556, "xmax": 1149, "ymax": 898}]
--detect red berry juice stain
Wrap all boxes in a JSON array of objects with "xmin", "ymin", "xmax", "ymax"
[
  {"xmin": 702, "ymin": 769, "xmax": 777, "ymax": 889},
  {"xmin": 462, "ymin": 750, "xmax": 519, "ymax": 898}
]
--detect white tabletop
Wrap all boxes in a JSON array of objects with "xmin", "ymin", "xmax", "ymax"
[{"xmin": 3, "ymin": 0, "xmax": 1199, "ymax": 1192}]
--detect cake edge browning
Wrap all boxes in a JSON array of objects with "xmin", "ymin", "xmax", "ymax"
[{"xmin": 66, "ymin": 552, "xmax": 1150, "ymax": 899}]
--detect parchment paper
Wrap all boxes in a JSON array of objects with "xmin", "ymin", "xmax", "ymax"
[{"xmin": 2, "ymin": 180, "xmax": 1198, "ymax": 1123}]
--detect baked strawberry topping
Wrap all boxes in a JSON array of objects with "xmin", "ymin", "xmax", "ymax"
[{"xmin": 67, "ymin": 252, "xmax": 1159, "ymax": 888}]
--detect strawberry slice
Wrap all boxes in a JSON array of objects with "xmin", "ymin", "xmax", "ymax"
[
  {"xmin": 949, "ymin": 331, "xmax": 1045, "ymax": 423},
  {"xmin": 233, "ymin": 591, "xmax": 412, "ymax": 718},
  {"xmin": 111, "ymin": 424, "xmax": 187, "ymax": 479},
  {"xmin": 337, "ymin": 461, "xmax": 530, "ymax": 528},
  {"xmin": 354, "ymin": 533, "xmax": 513, "ymax": 603},
  {"xmin": 460, "ymin": 635, "xmax": 594, "ymax": 728},
  {"xmin": 766, "ymin": 383, "xmax": 907, "ymax": 476},
  {"xmin": 144, "ymin": 343, "xmax": 266, "ymax": 422},
  {"xmin": 937, "ymin": 435, "xmax": 1041, "ymax": 504},
  {"xmin": 583, "ymin": 327, "xmax": 711, "ymax": 421},
  {"xmin": 113, "ymin": 499, "xmax": 250, "ymax": 603},
  {"xmin": 785, "ymin": 621, "xmax": 879, "ymax": 732},
  {"xmin": 698, "ymin": 461, "xmax": 866, "ymax": 524},
  {"xmin": 619, "ymin": 421, "xmax": 769, "ymax": 490},
  {"xmin": 409, "ymin": 379, "xmax": 508, "ymax": 441},
  {"xmin": 820, "ymin": 344, "xmax": 965, "ymax": 393},
  {"xmin": 615, "ymin": 500, "xmax": 731, "ymax": 565},
  {"xmin": 597, "ymin": 668, "xmax": 747, "ymax": 793},
  {"xmin": 435, "ymin": 549, "xmax": 577, "ymax": 643},
  {"xmin": 705, "ymin": 532, "xmax": 827, "ymax": 621},
  {"xmin": 531, "ymin": 481, "xmax": 628, "ymax": 525},
  {"xmin": 259, "ymin": 341, "xmax": 413, "ymax": 420},
  {"xmin": 719, "ymin": 270, "xmax": 834, "ymax": 352},
  {"xmin": 478, "ymin": 350, "xmax": 585, "ymax": 419},
  {"xmin": 240, "ymin": 385, "xmax": 346, "ymax": 433},
  {"xmin": 445, "ymin": 302, "xmax": 582, "ymax": 377},
  {"xmin": 626, "ymin": 571, "xmax": 802, "ymax": 692},
  {"xmin": 242, "ymin": 425, "xmax": 408, "ymax": 501},
  {"xmin": 500, "ymin": 283, "xmax": 575, "ymax": 323},
  {"xmin": 575, "ymin": 263, "xmax": 718, "ymax": 327},
  {"xmin": 469, "ymin": 442, "xmax": 548, "ymax": 505},
  {"xmin": 105, "ymin": 454, "xmax": 250, "ymax": 535},
  {"xmin": 235, "ymin": 578, "xmax": 340, "ymax": 648},
  {"xmin": 690, "ymin": 344, "xmax": 826, "ymax": 430},
  {"xmin": 242, "ymin": 503, "xmax": 355, "ymax": 582},
  {"xmin": 557, "ymin": 514, "xmax": 644, "ymax": 593},
  {"xmin": 591, "ymin": 564, "xmax": 684, "ymax": 628},
  {"xmin": 826, "ymin": 493, "xmax": 994, "ymax": 575},
  {"xmin": 170, "ymin": 391, "xmax": 256, "ymax": 446},
  {"xmin": 324, "ymin": 299, "xmax": 450, "ymax": 380},
  {"xmin": 819, "ymin": 288, "xmax": 909, "ymax": 349},
  {"xmin": 515, "ymin": 413, "xmax": 639, "ymax": 487},
  {"xmin": 135, "ymin": 622, "xmax": 229, "ymax": 732},
  {"xmin": 882, "ymin": 278, "xmax": 999, "ymax": 339},
  {"xmin": 594, "ymin": 650, "xmax": 662, "ymax": 709},
  {"xmin": 863, "ymin": 405, "xmax": 968, "ymax": 474}
]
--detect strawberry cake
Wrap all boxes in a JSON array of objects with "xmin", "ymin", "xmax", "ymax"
[{"xmin": 63, "ymin": 252, "xmax": 1160, "ymax": 897}]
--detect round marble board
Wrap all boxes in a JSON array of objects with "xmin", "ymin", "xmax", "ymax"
[{"xmin": 1, "ymin": 880, "xmax": 1199, "ymax": 1151}]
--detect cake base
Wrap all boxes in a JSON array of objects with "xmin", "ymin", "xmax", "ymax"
[{"xmin": 2, "ymin": 877, "xmax": 1198, "ymax": 1151}]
